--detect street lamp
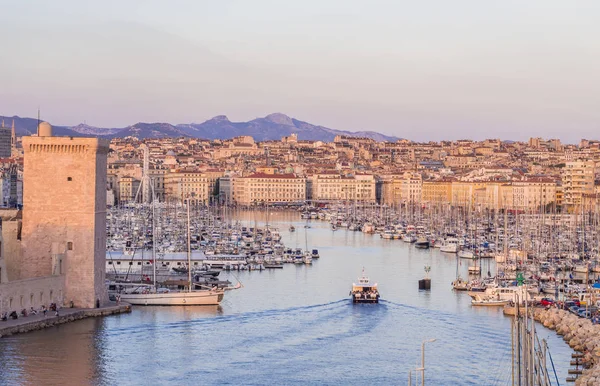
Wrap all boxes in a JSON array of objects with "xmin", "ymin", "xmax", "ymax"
[{"xmin": 421, "ymin": 338, "xmax": 437, "ymax": 386}]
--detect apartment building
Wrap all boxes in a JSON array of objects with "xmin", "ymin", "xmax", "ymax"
[
  {"xmin": 232, "ymin": 173, "xmax": 306, "ymax": 205},
  {"xmin": 312, "ymin": 173, "xmax": 376, "ymax": 202},
  {"xmin": 562, "ymin": 160, "xmax": 595, "ymax": 208}
]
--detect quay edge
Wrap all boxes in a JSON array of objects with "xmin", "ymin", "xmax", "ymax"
[
  {"xmin": 0, "ymin": 303, "xmax": 131, "ymax": 338},
  {"xmin": 534, "ymin": 307, "xmax": 600, "ymax": 385}
]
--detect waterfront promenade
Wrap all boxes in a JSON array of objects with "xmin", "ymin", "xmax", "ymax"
[{"xmin": 0, "ymin": 302, "xmax": 130, "ymax": 338}]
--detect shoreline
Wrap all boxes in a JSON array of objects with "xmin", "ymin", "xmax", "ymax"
[
  {"xmin": 0, "ymin": 302, "xmax": 131, "ymax": 338},
  {"xmin": 534, "ymin": 307, "xmax": 600, "ymax": 385}
]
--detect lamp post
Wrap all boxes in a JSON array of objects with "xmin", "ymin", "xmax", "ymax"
[{"xmin": 421, "ymin": 338, "xmax": 437, "ymax": 386}]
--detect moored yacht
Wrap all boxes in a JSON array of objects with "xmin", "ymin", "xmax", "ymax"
[
  {"xmin": 458, "ymin": 249, "xmax": 475, "ymax": 259},
  {"xmin": 415, "ymin": 237, "xmax": 430, "ymax": 249},
  {"xmin": 440, "ymin": 238, "xmax": 459, "ymax": 253},
  {"xmin": 452, "ymin": 276, "xmax": 469, "ymax": 291},
  {"xmin": 468, "ymin": 285, "xmax": 530, "ymax": 303}
]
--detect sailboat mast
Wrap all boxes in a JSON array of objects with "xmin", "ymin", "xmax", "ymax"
[
  {"xmin": 152, "ymin": 196, "xmax": 157, "ymax": 287},
  {"xmin": 187, "ymin": 197, "xmax": 192, "ymax": 292}
]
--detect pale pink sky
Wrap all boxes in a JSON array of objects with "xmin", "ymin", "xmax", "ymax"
[{"xmin": 0, "ymin": 1, "xmax": 598, "ymax": 142}]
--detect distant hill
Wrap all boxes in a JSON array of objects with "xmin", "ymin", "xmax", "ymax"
[
  {"xmin": 0, "ymin": 113, "xmax": 399, "ymax": 142},
  {"xmin": 70, "ymin": 123, "xmax": 122, "ymax": 136},
  {"xmin": 105, "ymin": 122, "xmax": 189, "ymax": 139},
  {"xmin": 0, "ymin": 115, "xmax": 79, "ymax": 137},
  {"xmin": 177, "ymin": 113, "xmax": 399, "ymax": 142}
]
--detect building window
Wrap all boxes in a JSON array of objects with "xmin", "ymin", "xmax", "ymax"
[
  {"xmin": 67, "ymin": 242, "xmax": 73, "ymax": 251},
  {"xmin": 67, "ymin": 177, "xmax": 72, "ymax": 181}
]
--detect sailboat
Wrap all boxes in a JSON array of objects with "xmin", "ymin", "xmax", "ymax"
[
  {"xmin": 119, "ymin": 194, "xmax": 225, "ymax": 306},
  {"xmin": 452, "ymin": 254, "xmax": 469, "ymax": 290}
]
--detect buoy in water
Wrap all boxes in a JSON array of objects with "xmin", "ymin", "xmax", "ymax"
[{"xmin": 419, "ymin": 278, "xmax": 431, "ymax": 290}]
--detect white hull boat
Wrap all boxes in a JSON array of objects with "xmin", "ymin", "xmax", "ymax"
[
  {"xmin": 458, "ymin": 250, "xmax": 475, "ymax": 259},
  {"xmin": 471, "ymin": 297, "xmax": 510, "ymax": 306},
  {"xmin": 440, "ymin": 244, "xmax": 458, "ymax": 253},
  {"xmin": 120, "ymin": 289, "xmax": 224, "ymax": 306}
]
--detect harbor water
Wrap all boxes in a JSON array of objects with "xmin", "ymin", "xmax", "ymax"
[{"xmin": 0, "ymin": 211, "xmax": 573, "ymax": 385}]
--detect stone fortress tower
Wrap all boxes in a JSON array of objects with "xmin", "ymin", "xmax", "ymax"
[{"xmin": 20, "ymin": 122, "xmax": 110, "ymax": 308}]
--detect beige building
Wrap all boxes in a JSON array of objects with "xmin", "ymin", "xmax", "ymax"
[
  {"xmin": 379, "ymin": 176, "xmax": 402, "ymax": 207},
  {"xmin": 164, "ymin": 170, "xmax": 210, "ymax": 203},
  {"xmin": 512, "ymin": 178, "xmax": 557, "ymax": 210},
  {"xmin": 312, "ymin": 173, "xmax": 376, "ymax": 202},
  {"xmin": 118, "ymin": 176, "xmax": 140, "ymax": 203},
  {"xmin": 422, "ymin": 180, "xmax": 452, "ymax": 205},
  {"xmin": 400, "ymin": 172, "xmax": 422, "ymax": 203},
  {"xmin": 232, "ymin": 173, "xmax": 306, "ymax": 205},
  {"xmin": 562, "ymin": 160, "xmax": 595, "ymax": 208}
]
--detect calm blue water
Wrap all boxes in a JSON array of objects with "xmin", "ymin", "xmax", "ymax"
[{"xmin": 0, "ymin": 211, "xmax": 572, "ymax": 386}]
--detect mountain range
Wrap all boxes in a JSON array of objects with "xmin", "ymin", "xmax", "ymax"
[{"xmin": 0, "ymin": 113, "xmax": 398, "ymax": 142}]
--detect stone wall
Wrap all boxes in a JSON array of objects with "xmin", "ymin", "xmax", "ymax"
[
  {"xmin": 21, "ymin": 136, "xmax": 109, "ymax": 308},
  {"xmin": 0, "ymin": 275, "xmax": 65, "ymax": 314},
  {"xmin": 2, "ymin": 219, "xmax": 22, "ymax": 281}
]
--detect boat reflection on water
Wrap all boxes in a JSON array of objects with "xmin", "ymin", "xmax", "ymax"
[{"xmin": 135, "ymin": 305, "xmax": 224, "ymax": 321}]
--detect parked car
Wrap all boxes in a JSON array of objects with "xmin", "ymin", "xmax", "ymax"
[
  {"xmin": 540, "ymin": 298, "xmax": 555, "ymax": 307},
  {"xmin": 564, "ymin": 301, "xmax": 578, "ymax": 310},
  {"xmin": 578, "ymin": 309, "xmax": 592, "ymax": 319},
  {"xmin": 569, "ymin": 306, "xmax": 581, "ymax": 314}
]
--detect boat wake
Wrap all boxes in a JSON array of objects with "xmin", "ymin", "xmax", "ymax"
[
  {"xmin": 379, "ymin": 299, "xmax": 420, "ymax": 310},
  {"xmin": 109, "ymin": 299, "xmax": 350, "ymax": 336}
]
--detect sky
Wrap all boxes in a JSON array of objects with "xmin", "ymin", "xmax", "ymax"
[{"xmin": 0, "ymin": 1, "xmax": 598, "ymax": 143}]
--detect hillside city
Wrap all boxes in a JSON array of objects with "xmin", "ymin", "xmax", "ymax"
[{"xmin": 1, "ymin": 120, "xmax": 598, "ymax": 212}]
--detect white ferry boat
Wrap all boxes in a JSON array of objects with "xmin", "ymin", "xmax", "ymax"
[{"xmin": 350, "ymin": 270, "xmax": 380, "ymax": 304}]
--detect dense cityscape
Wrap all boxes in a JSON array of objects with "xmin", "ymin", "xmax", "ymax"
[{"xmin": 1, "ymin": 120, "xmax": 599, "ymax": 212}]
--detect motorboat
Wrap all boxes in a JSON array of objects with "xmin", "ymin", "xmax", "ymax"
[
  {"xmin": 468, "ymin": 285, "xmax": 530, "ymax": 303},
  {"xmin": 440, "ymin": 238, "xmax": 459, "ymax": 253},
  {"xmin": 350, "ymin": 269, "xmax": 380, "ymax": 304},
  {"xmin": 415, "ymin": 237, "xmax": 430, "ymax": 249},
  {"xmin": 452, "ymin": 277, "xmax": 469, "ymax": 291},
  {"xmin": 402, "ymin": 234, "xmax": 417, "ymax": 243},
  {"xmin": 471, "ymin": 295, "xmax": 510, "ymax": 307},
  {"xmin": 303, "ymin": 252, "xmax": 313, "ymax": 265},
  {"xmin": 381, "ymin": 229, "xmax": 395, "ymax": 240},
  {"xmin": 458, "ymin": 249, "xmax": 475, "ymax": 259}
]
